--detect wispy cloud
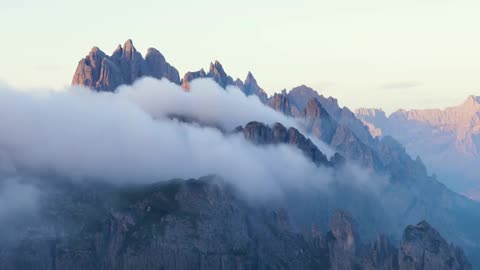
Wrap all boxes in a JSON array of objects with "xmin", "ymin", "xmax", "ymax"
[{"xmin": 380, "ymin": 81, "xmax": 422, "ymax": 90}]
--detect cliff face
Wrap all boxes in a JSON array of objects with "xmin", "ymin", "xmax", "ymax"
[
  {"xmin": 72, "ymin": 40, "xmax": 180, "ymax": 91},
  {"xmin": 398, "ymin": 221, "xmax": 472, "ymax": 270},
  {"xmin": 242, "ymin": 72, "xmax": 268, "ymax": 103},
  {"xmin": 0, "ymin": 177, "xmax": 471, "ymax": 270},
  {"xmin": 236, "ymin": 121, "xmax": 332, "ymax": 166}
]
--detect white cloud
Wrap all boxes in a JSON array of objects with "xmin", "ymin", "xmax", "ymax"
[{"xmin": 0, "ymin": 78, "xmax": 339, "ymax": 201}]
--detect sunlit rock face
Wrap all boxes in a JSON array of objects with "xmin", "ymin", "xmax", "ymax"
[
  {"xmin": 355, "ymin": 96, "xmax": 480, "ymax": 198},
  {"xmin": 72, "ymin": 40, "xmax": 180, "ymax": 91}
]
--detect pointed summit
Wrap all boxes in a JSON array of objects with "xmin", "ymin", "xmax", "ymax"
[
  {"xmin": 245, "ymin": 71, "xmax": 255, "ymax": 82},
  {"xmin": 88, "ymin": 46, "xmax": 105, "ymax": 58},
  {"xmin": 242, "ymin": 71, "xmax": 268, "ymax": 102},
  {"xmin": 72, "ymin": 46, "xmax": 108, "ymax": 88},
  {"xmin": 207, "ymin": 60, "xmax": 234, "ymax": 88},
  {"xmin": 124, "ymin": 39, "xmax": 135, "ymax": 52},
  {"xmin": 72, "ymin": 40, "xmax": 181, "ymax": 91}
]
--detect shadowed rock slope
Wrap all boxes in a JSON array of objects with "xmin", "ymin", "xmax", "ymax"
[
  {"xmin": 235, "ymin": 121, "xmax": 336, "ymax": 167},
  {"xmin": 0, "ymin": 177, "xmax": 471, "ymax": 270}
]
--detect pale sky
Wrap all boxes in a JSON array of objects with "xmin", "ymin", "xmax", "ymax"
[{"xmin": 1, "ymin": 0, "xmax": 479, "ymax": 113}]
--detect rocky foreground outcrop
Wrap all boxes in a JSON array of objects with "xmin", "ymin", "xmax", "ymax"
[{"xmin": 0, "ymin": 177, "xmax": 471, "ymax": 270}]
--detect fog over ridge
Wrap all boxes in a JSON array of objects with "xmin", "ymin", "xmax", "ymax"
[
  {"xmin": 0, "ymin": 77, "xmax": 384, "ymax": 223},
  {"xmin": 0, "ymin": 79, "xmax": 342, "ymax": 195}
]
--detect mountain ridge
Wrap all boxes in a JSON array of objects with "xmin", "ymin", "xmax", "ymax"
[
  {"xmin": 70, "ymin": 40, "xmax": 480, "ymax": 268},
  {"xmin": 355, "ymin": 95, "xmax": 480, "ymax": 199},
  {"xmin": 0, "ymin": 176, "xmax": 471, "ymax": 270}
]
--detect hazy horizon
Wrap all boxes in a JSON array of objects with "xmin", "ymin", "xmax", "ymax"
[{"xmin": 1, "ymin": 0, "xmax": 480, "ymax": 113}]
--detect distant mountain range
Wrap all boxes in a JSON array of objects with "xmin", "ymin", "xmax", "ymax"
[
  {"xmin": 356, "ymin": 96, "xmax": 480, "ymax": 199},
  {"xmin": 7, "ymin": 39, "xmax": 471, "ymax": 269}
]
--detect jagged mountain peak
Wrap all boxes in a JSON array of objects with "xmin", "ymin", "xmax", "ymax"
[
  {"xmin": 290, "ymin": 84, "xmax": 317, "ymax": 95},
  {"xmin": 88, "ymin": 46, "xmax": 105, "ymax": 57},
  {"xmin": 124, "ymin": 38, "xmax": 134, "ymax": 49},
  {"xmin": 72, "ymin": 40, "xmax": 180, "ymax": 91},
  {"xmin": 207, "ymin": 60, "xmax": 234, "ymax": 88},
  {"xmin": 242, "ymin": 71, "xmax": 268, "ymax": 101},
  {"xmin": 146, "ymin": 47, "xmax": 165, "ymax": 59},
  {"xmin": 246, "ymin": 71, "xmax": 255, "ymax": 80},
  {"xmin": 209, "ymin": 60, "xmax": 225, "ymax": 72}
]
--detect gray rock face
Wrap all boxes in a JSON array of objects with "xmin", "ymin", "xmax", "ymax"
[
  {"xmin": 361, "ymin": 234, "xmax": 398, "ymax": 270},
  {"xmin": 0, "ymin": 177, "xmax": 471, "ymax": 270},
  {"xmin": 207, "ymin": 60, "xmax": 235, "ymax": 88},
  {"xmin": 180, "ymin": 61, "xmax": 235, "ymax": 90},
  {"xmin": 304, "ymin": 98, "xmax": 338, "ymax": 144},
  {"xmin": 145, "ymin": 48, "xmax": 181, "ymax": 85},
  {"xmin": 181, "ymin": 69, "xmax": 207, "ymax": 90},
  {"xmin": 398, "ymin": 221, "xmax": 472, "ymax": 270},
  {"xmin": 111, "ymin": 39, "xmax": 146, "ymax": 85},
  {"xmin": 327, "ymin": 211, "xmax": 361, "ymax": 270},
  {"xmin": 242, "ymin": 72, "xmax": 268, "ymax": 102},
  {"xmin": 269, "ymin": 93, "xmax": 292, "ymax": 116},
  {"xmin": 236, "ymin": 121, "xmax": 332, "ymax": 166},
  {"xmin": 72, "ymin": 40, "xmax": 180, "ymax": 91},
  {"xmin": 71, "ymin": 47, "xmax": 107, "ymax": 89},
  {"xmin": 287, "ymin": 85, "xmax": 373, "ymax": 146},
  {"xmin": 181, "ymin": 66, "xmax": 269, "ymax": 103}
]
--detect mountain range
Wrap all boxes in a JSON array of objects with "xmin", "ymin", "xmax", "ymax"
[
  {"xmin": 356, "ymin": 96, "xmax": 480, "ymax": 199},
  {"xmin": 2, "ymin": 39, "xmax": 477, "ymax": 269}
]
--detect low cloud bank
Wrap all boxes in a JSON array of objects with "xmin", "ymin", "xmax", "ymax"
[
  {"xmin": 0, "ymin": 77, "xmax": 382, "ymax": 225},
  {"xmin": 117, "ymin": 78, "xmax": 335, "ymax": 157},
  {"xmin": 0, "ymin": 78, "xmax": 337, "ymax": 199}
]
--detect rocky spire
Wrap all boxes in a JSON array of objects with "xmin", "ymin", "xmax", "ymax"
[
  {"xmin": 269, "ymin": 93, "xmax": 292, "ymax": 116},
  {"xmin": 234, "ymin": 78, "xmax": 244, "ymax": 89},
  {"xmin": 71, "ymin": 47, "xmax": 107, "ymax": 88},
  {"xmin": 95, "ymin": 58, "xmax": 124, "ymax": 91},
  {"xmin": 207, "ymin": 60, "xmax": 234, "ymax": 88},
  {"xmin": 145, "ymin": 48, "xmax": 180, "ymax": 84},
  {"xmin": 181, "ymin": 69, "xmax": 207, "ymax": 90},
  {"xmin": 72, "ymin": 40, "xmax": 181, "ymax": 91},
  {"xmin": 303, "ymin": 98, "xmax": 339, "ymax": 146},
  {"xmin": 242, "ymin": 71, "xmax": 268, "ymax": 102},
  {"xmin": 305, "ymin": 98, "xmax": 329, "ymax": 119}
]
